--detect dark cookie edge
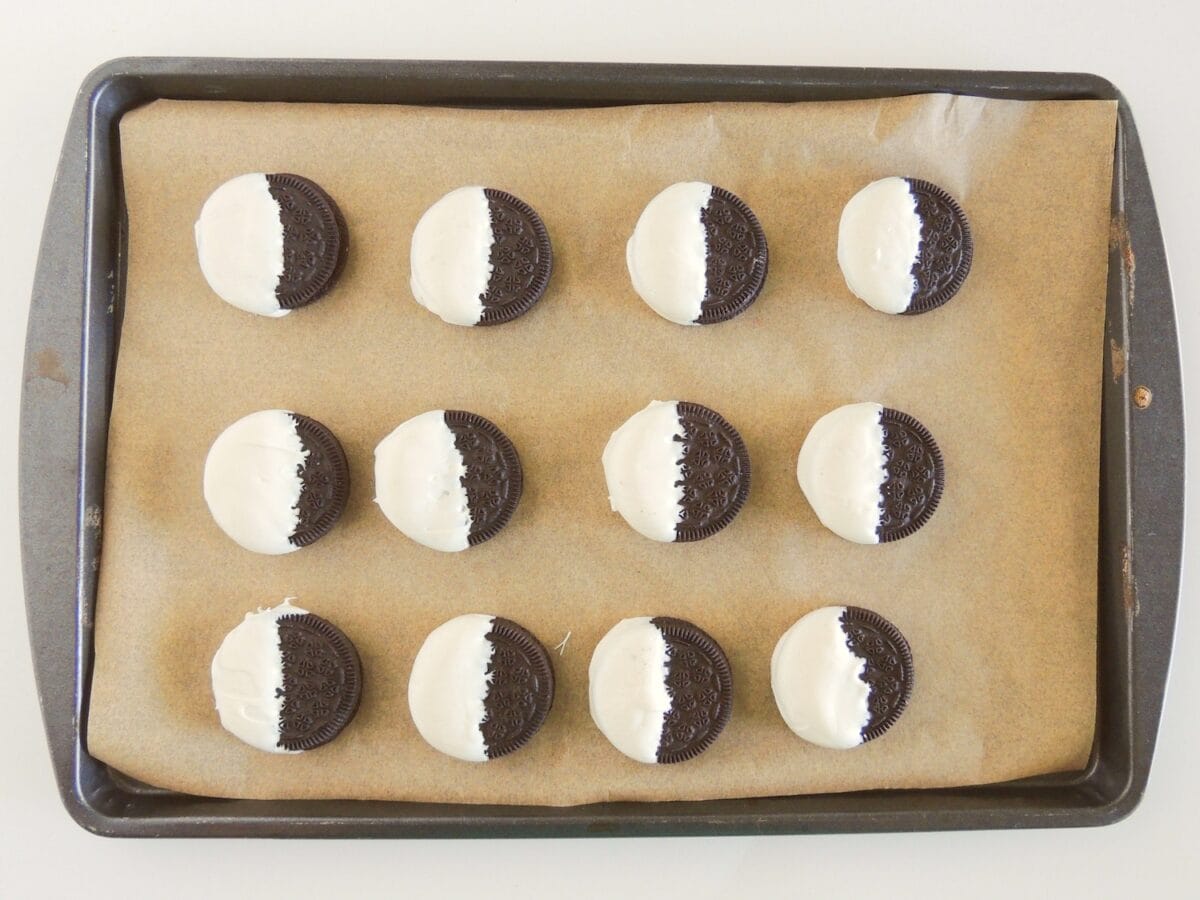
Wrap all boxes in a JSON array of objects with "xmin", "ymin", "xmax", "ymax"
[
  {"xmin": 287, "ymin": 414, "xmax": 351, "ymax": 549},
  {"xmin": 443, "ymin": 410, "xmax": 524, "ymax": 547},
  {"xmin": 839, "ymin": 606, "xmax": 914, "ymax": 744},
  {"xmin": 266, "ymin": 173, "xmax": 349, "ymax": 311},
  {"xmin": 481, "ymin": 617, "xmax": 556, "ymax": 760},
  {"xmin": 697, "ymin": 185, "xmax": 770, "ymax": 325},
  {"xmin": 478, "ymin": 188, "xmax": 553, "ymax": 326},
  {"xmin": 875, "ymin": 408, "xmax": 945, "ymax": 543},
  {"xmin": 901, "ymin": 178, "xmax": 973, "ymax": 316},
  {"xmin": 276, "ymin": 612, "xmax": 364, "ymax": 752},
  {"xmin": 650, "ymin": 616, "xmax": 734, "ymax": 764},
  {"xmin": 673, "ymin": 401, "xmax": 752, "ymax": 543}
]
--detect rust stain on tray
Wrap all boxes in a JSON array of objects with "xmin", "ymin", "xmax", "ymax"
[
  {"xmin": 1122, "ymin": 543, "xmax": 1138, "ymax": 619},
  {"xmin": 1110, "ymin": 213, "xmax": 1136, "ymax": 308},
  {"xmin": 1109, "ymin": 338, "xmax": 1126, "ymax": 382},
  {"xmin": 29, "ymin": 348, "xmax": 70, "ymax": 387}
]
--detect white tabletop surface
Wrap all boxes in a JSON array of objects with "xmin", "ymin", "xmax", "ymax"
[{"xmin": 2, "ymin": 2, "xmax": 1195, "ymax": 897}]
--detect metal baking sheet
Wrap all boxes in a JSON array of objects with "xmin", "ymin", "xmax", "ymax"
[{"xmin": 18, "ymin": 58, "xmax": 1183, "ymax": 838}]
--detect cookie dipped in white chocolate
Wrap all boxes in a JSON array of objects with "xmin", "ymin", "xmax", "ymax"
[
  {"xmin": 211, "ymin": 599, "xmax": 363, "ymax": 754},
  {"xmin": 771, "ymin": 605, "xmax": 914, "ymax": 749},
  {"xmin": 602, "ymin": 400, "xmax": 751, "ymax": 543},
  {"xmin": 408, "ymin": 613, "xmax": 555, "ymax": 762},
  {"xmin": 837, "ymin": 176, "xmax": 973, "ymax": 315},
  {"xmin": 195, "ymin": 172, "xmax": 348, "ymax": 317},
  {"xmin": 374, "ymin": 410, "xmax": 523, "ymax": 552},
  {"xmin": 410, "ymin": 186, "xmax": 553, "ymax": 326},
  {"xmin": 797, "ymin": 402, "xmax": 945, "ymax": 544},
  {"xmin": 204, "ymin": 409, "xmax": 350, "ymax": 555},
  {"xmin": 626, "ymin": 182, "xmax": 770, "ymax": 325},
  {"xmin": 589, "ymin": 616, "xmax": 733, "ymax": 764}
]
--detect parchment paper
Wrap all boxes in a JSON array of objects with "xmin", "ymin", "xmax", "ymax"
[{"xmin": 88, "ymin": 95, "xmax": 1116, "ymax": 804}]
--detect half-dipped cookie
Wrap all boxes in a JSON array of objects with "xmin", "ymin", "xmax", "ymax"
[
  {"xmin": 771, "ymin": 605, "xmax": 914, "ymax": 749},
  {"xmin": 408, "ymin": 614, "xmax": 555, "ymax": 762},
  {"xmin": 210, "ymin": 599, "xmax": 363, "ymax": 753},
  {"xmin": 837, "ymin": 176, "xmax": 972, "ymax": 315},
  {"xmin": 796, "ymin": 402, "xmax": 943, "ymax": 544},
  {"xmin": 410, "ymin": 186, "xmax": 553, "ymax": 326},
  {"xmin": 374, "ymin": 410, "xmax": 523, "ymax": 551},
  {"xmin": 602, "ymin": 400, "xmax": 751, "ymax": 543},
  {"xmin": 203, "ymin": 409, "xmax": 350, "ymax": 555},
  {"xmin": 589, "ymin": 616, "xmax": 733, "ymax": 764},
  {"xmin": 626, "ymin": 181, "xmax": 769, "ymax": 325},
  {"xmin": 195, "ymin": 173, "xmax": 349, "ymax": 317}
]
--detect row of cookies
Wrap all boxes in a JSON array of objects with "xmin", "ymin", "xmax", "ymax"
[
  {"xmin": 203, "ymin": 399, "xmax": 944, "ymax": 556},
  {"xmin": 211, "ymin": 601, "xmax": 913, "ymax": 762},
  {"xmin": 194, "ymin": 173, "xmax": 973, "ymax": 325}
]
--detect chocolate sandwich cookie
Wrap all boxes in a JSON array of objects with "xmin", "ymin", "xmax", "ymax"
[
  {"xmin": 589, "ymin": 616, "xmax": 733, "ymax": 764},
  {"xmin": 195, "ymin": 172, "xmax": 349, "ymax": 317},
  {"xmin": 771, "ymin": 605, "xmax": 913, "ymax": 749},
  {"xmin": 210, "ymin": 599, "xmax": 363, "ymax": 753},
  {"xmin": 626, "ymin": 181, "xmax": 769, "ymax": 325},
  {"xmin": 203, "ymin": 409, "xmax": 350, "ymax": 555},
  {"xmin": 374, "ymin": 409, "xmax": 523, "ymax": 552},
  {"xmin": 796, "ymin": 402, "xmax": 943, "ymax": 544},
  {"xmin": 410, "ymin": 186, "xmax": 553, "ymax": 326},
  {"xmin": 408, "ymin": 614, "xmax": 555, "ymax": 762},
  {"xmin": 837, "ymin": 176, "xmax": 972, "ymax": 315},
  {"xmin": 602, "ymin": 400, "xmax": 751, "ymax": 543}
]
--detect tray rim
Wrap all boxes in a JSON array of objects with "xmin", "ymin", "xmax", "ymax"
[{"xmin": 17, "ymin": 56, "xmax": 1185, "ymax": 838}]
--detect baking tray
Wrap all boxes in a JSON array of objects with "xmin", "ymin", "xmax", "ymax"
[{"xmin": 18, "ymin": 58, "xmax": 1183, "ymax": 838}]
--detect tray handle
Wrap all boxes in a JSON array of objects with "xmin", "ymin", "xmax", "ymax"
[{"xmin": 18, "ymin": 63, "xmax": 140, "ymax": 828}]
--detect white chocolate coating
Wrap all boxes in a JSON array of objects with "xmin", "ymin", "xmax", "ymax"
[
  {"xmin": 374, "ymin": 410, "xmax": 472, "ymax": 552},
  {"xmin": 837, "ymin": 177, "xmax": 923, "ymax": 314},
  {"xmin": 625, "ymin": 181, "xmax": 712, "ymax": 325},
  {"xmin": 796, "ymin": 402, "xmax": 887, "ymax": 544},
  {"xmin": 203, "ymin": 409, "xmax": 307, "ymax": 555},
  {"xmin": 410, "ymin": 186, "xmax": 494, "ymax": 326},
  {"xmin": 771, "ymin": 606, "xmax": 872, "ymax": 750},
  {"xmin": 194, "ymin": 173, "xmax": 288, "ymax": 318},
  {"xmin": 408, "ymin": 613, "xmax": 496, "ymax": 762},
  {"xmin": 210, "ymin": 599, "xmax": 309, "ymax": 754},
  {"xmin": 601, "ymin": 400, "xmax": 685, "ymax": 542},
  {"xmin": 588, "ymin": 617, "xmax": 672, "ymax": 764}
]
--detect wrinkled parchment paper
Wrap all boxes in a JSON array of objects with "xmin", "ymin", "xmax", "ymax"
[{"xmin": 88, "ymin": 95, "xmax": 1116, "ymax": 803}]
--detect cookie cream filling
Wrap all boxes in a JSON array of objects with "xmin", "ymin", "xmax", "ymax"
[
  {"xmin": 626, "ymin": 181, "xmax": 713, "ymax": 325},
  {"xmin": 194, "ymin": 173, "xmax": 288, "ymax": 317}
]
